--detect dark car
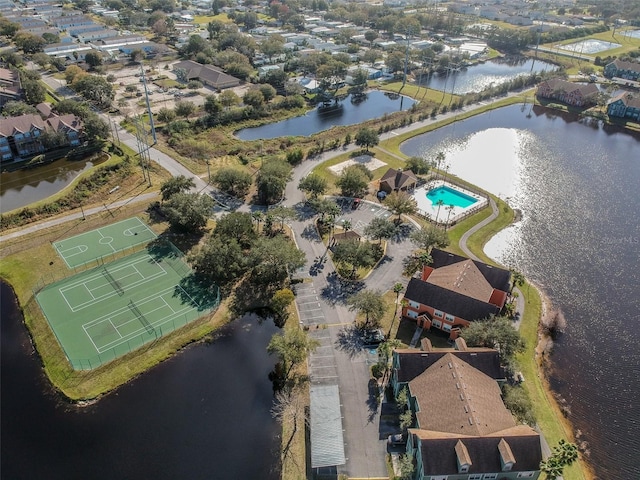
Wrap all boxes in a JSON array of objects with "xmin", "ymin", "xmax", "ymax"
[
  {"xmin": 387, "ymin": 434, "xmax": 406, "ymax": 447},
  {"xmin": 362, "ymin": 328, "xmax": 385, "ymax": 346}
]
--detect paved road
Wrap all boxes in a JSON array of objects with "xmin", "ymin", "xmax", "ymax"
[{"xmin": 3, "ymin": 81, "xmax": 537, "ymax": 475}]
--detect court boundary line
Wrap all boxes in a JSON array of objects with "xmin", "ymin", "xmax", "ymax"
[
  {"xmin": 53, "ymin": 217, "xmax": 158, "ymax": 268},
  {"xmin": 82, "ymin": 286, "xmax": 199, "ymax": 354},
  {"xmin": 58, "ymin": 254, "xmax": 168, "ymax": 312}
]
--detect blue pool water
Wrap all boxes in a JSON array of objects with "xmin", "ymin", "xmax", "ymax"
[{"xmin": 427, "ymin": 186, "xmax": 477, "ymax": 208}]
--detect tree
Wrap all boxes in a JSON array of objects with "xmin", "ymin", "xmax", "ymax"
[
  {"xmin": 243, "ymin": 89, "xmax": 265, "ymax": 108},
  {"xmin": 160, "ymin": 175, "xmax": 195, "ymax": 201},
  {"xmin": 409, "ymin": 225, "xmax": 449, "ymax": 252},
  {"xmin": 65, "ymin": 65, "xmax": 86, "ymax": 85},
  {"xmin": 162, "ymin": 192, "xmax": 214, "ymax": 232},
  {"xmin": 0, "ymin": 17, "xmax": 20, "ymax": 37},
  {"xmin": 336, "ymin": 164, "xmax": 370, "ymax": 198},
  {"xmin": 403, "ymin": 250, "xmax": 433, "ymax": 276},
  {"xmin": 218, "ymin": 90, "xmax": 240, "ymax": 110},
  {"xmin": 541, "ymin": 440, "xmax": 579, "ymax": 480},
  {"xmin": 213, "ymin": 212, "xmax": 256, "ymax": 248},
  {"xmin": 267, "ymin": 328, "xmax": 319, "ymax": 383},
  {"xmin": 354, "ymin": 127, "xmax": 379, "ymax": 151},
  {"xmin": 502, "ymin": 385, "xmax": 536, "ymax": 426},
  {"xmin": 256, "ymin": 158, "xmax": 291, "ymax": 205},
  {"xmin": 405, "ymin": 156, "xmax": 431, "ymax": 175},
  {"xmin": 347, "ymin": 289, "xmax": 387, "ymax": 329},
  {"xmin": 268, "ymin": 206, "xmax": 297, "ymax": 231},
  {"xmin": 72, "ymin": 74, "xmax": 114, "ymax": 108},
  {"xmin": 22, "ymin": 79, "xmax": 46, "ymax": 105},
  {"xmin": 398, "ymin": 454, "xmax": 415, "ymax": 480},
  {"xmin": 174, "ymin": 100, "xmax": 196, "ymax": 119},
  {"xmin": 249, "ymin": 236, "xmax": 306, "ymax": 286},
  {"xmin": 156, "ymin": 107, "xmax": 176, "ymax": 123},
  {"xmin": 187, "ymin": 79, "xmax": 203, "ymax": 90},
  {"xmin": 363, "ymin": 217, "xmax": 395, "ymax": 244},
  {"xmin": 14, "ymin": 32, "xmax": 46, "ymax": 54},
  {"xmin": 82, "ymin": 113, "xmax": 110, "ymax": 143},
  {"xmin": 261, "ymin": 35, "xmax": 285, "ymax": 62},
  {"xmin": 258, "ymin": 84, "xmax": 276, "ymax": 102},
  {"xmin": 310, "ymin": 197, "xmax": 340, "ymax": 224},
  {"xmin": 31, "ymin": 52, "xmax": 50, "ymax": 69},
  {"xmin": 174, "ymin": 67, "xmax": 189, "ymax": 82},
  {"xmin": 270, "ymin": 288, "xmax": 295, "ymax": 324},
  {"xmin": 385, "ymin": 191, "xmax": 417, "ymax": 223},
  {"xmin": 85, "ymin": 51, "xmax": 103, "ymax": 69},
  {"xmin": 1, "ymin": 101, "xmax": 38, "ymax": 117},
  {"xmin": 333, "ymin": 240, "xmax": 377, "ymax": 279},
  {"xmin": 211, "ymin": 168, "xmax": 252, "ymax": 197},
  {"xmin": 191, "ymin": 236, "xmax": 248, "ymax": 290},
  {"xmin": 285, "ymin": 149, "xmax": 304, "ymax": 166},
  {"xmin": 460, "ymin": 315, "xmax": 525, "ymax": 364},
  {"xmin": 510, "ymin": 269, "xmax": 525, "ymax": 293},
  {"xmin": 298, "ymin": 173, "xmax": 328, "ymax": 199},
  {"xmin": 364, "ymin": 29, "xmax": 378, "ymax": 46}
]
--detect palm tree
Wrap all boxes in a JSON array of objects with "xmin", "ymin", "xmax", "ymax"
[
  {"xmin": 252, "ymin": 211, "xmax": 264, "ymax": 233},
  {"xmin": 510, "ymin": 269, "xmax": 526, "ymax": 294},
  {"xmin": 389, "ymin": 282, "xmax": 404, "ymax": 338},
  {"xmin": 444, "ymin": 204, "xmax": 455, "ymax": 230},
  {"xmin": 435, "ymin": 152, "xmax": 445, "ymax": 181},
  {"xmin": 435, "ymin": 199, "xmax": 445, "ymax": 223}
]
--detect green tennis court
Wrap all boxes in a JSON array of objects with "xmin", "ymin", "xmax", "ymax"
[
  {"xmin": 36, "ymin": 242, "xmax": 218, "ymax": 370},
  {"xmin": 53, "ymin": 217, "xmax": 157, "ymax": 269}
]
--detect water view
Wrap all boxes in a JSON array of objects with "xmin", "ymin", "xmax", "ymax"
[
  {"xmin": 0, "ymin": 154, "xmax": 107, "ymax": 213},
  {"xmin": 418, "ymin": 57, "xmax": 557, "ymax": 94},
  {"xmin": 236, "ymin": 90, "xmax": 415, "ymax": 140},
  {"xmin": 0, "ymin": 283, "xmax": 281, "ymax": 480},
  {"xmin": 401, "ymin": 104, "xmax": 640, "ymax": 479}
]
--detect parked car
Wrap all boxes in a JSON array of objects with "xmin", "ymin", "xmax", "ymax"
[
  {"xmin": 387, "ymin": 434, "xmax": 406, "ymax": 447},
  {"xmin": 362, "ymin": 328, "xmax": 385, "ymax": 346}
]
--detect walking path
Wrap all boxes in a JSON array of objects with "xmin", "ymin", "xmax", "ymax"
[{"xmin": 1, "ymin": 81, "xmax": 547, "ymax": 472}]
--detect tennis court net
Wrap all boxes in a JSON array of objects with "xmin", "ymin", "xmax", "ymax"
[
  {"xmin": 128, "ymin": 300, "xmax": 154, "ymax": 335},
  {"xmin": 103, "ymin": 268, "xmax": 124, "ymax": 296}
]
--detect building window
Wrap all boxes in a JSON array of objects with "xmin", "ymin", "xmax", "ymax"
[
  {"xmin": 517, "ymin": 473, "xmax": 534, "ymax": 478},
  {"xmin": 434, "ymin": 310, "xmax": 443, "ymax": 318},
  {"xmin": 483, "ymin": 475, "xmax": 498, "ymax": 480},
  {"xmin": 432, "ymin": 320, "xmax": 442, "ymax": 329},
  {"xmin": 445, "ymin": 314, "xmax": 455, "ymax": 322},
  {"xmin": 409, "ymin": 300, "xmax": 420, "ymax": 309},
  {"xmin": 442, "ymin": 323, "xmax": 451, "ymax": 332},
  {"xmin": 469, "ymin": 475, "xmax": 482, "ymax": 480},
  {"xmin": 406, "ymin": 310, "xmax": 418, "ymax": 319}
]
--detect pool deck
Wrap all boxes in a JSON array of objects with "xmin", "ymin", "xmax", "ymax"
[{"xmin": 413, "ymin": 180, "xmax": 488, "ymax": 225}]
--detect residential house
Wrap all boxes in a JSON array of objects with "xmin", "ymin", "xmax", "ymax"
[
  {"xmin": 0, "ymin": 113, "xmax": 82, "ymax": 162},
  {"xmin": 43, "ymin": 42, "xmax": 93, "ymax": 59},
  {"xmin": 390, "ymin": 337, "xmax": 505, "ymax": 396},
  {"xmin": 172, "ymin": 60, "xmax": 241, "ymax": 90},
  {"xmin": 379, "ymin": 168, "xmax": 418, "ymax": 193},
  {"xmin": 535, "ymin": 78, "xmax": 598, "ymax": 107},
  {"xmin": 402, "ymin": 249, "xmax": 510, "ymax": 338},
  {"xmin": 604, "ymin": 59, "xmax": 640, "ymax": 81},
  {"xmin": 0, "ymin": 67, "xmax": 22, "ymax": 108},
  {"xmin": 607, "ymin": 92, "xmax": 640, "ymax": 121},
  {"xmin": 50, "ymin": 15, "xmax": 95, "ymax": 30},
  {"xmin": 77, "ymin": 29, "xmax": 118, "ymax": 43},
  {"xmin": 399, "ymin": 350, "xmax": 542, "ymax": 480}
]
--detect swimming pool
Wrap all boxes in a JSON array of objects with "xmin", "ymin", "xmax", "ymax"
[{"xmin": 426, "ymin": 185, "xmax": 478, "ymax": 208}]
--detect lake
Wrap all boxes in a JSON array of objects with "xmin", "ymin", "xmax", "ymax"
[
  {"xmin": 418, "ymin": 57, "xmax": 557, "ymax": 95},
  {"xmin": 0, "ymin": 281, "xmax": 282, "ymax": 480},
  {"xmin": 0, "ymin": 155, "xmax": 107, "ymax": 213},
  {"xmin": 400, "ymin": 104, "xmax": 640, "ymax": 479},
  {"xmin": 236, "ymin": 90, "xmax": 415, "ymax": 140}
]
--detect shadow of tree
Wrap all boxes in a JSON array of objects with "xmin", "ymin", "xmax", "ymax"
[
  {"xmin": 320, "ymin": 273, "xmax": 364, "ymax": 305},
  {"xmin": 301, "ymin": 224, "xmax": 321, "ymax": 242},
  {"xmin": 174, "ymin": 273, "xmax": 219, "ymax": 311},
  {"xmin": 292, "ymin": 202, "xmax": 316, "ymax": 221},
  {"xmin": 366, "ymin": 378, "xmax": 381, "ymax": 424},
  {"xmin": 391, "ymin": 223, "xmax": 415, "ymax": 243},
  {"xmin": 335, "ymin": 324, "xmax": 364, "ymax": 359}
]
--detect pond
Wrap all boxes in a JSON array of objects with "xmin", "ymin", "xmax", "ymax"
[
  {"xmin": 0, "ymin": 154, "xmax": 108, "ymax": 213},
  {"xmin": 417, "ymin": 57, "xmax": 557, "ymax": 95},
  {"xmin": 0, "ymin": 280, "xmax": 282, "ymax": 480},
  {"xmin": 235, "ymin": 90, "xmax": 415, "ymax": 140},
  {"xmin": 400, "ymin": 104, "xmax": 640, "ymax": 480}
]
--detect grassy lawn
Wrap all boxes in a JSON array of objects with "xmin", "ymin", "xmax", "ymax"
[
  {"xmin": 0, "ymin": 205, "xmax": 231, "ymax": 400},
  {"xmin": 516, "ymin": 284, "xmax": 590, "ymax": 480},
  {"xmin": 542, "ymin": 28, "xmax": 640, "ymax": 59},
  {"xmin": 193, "ymin": 13, "xmax": 231, "ymax": 25},
  {"xmin": 279, "ymin": 303, "xmax": 309, "ymax": 480}
]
